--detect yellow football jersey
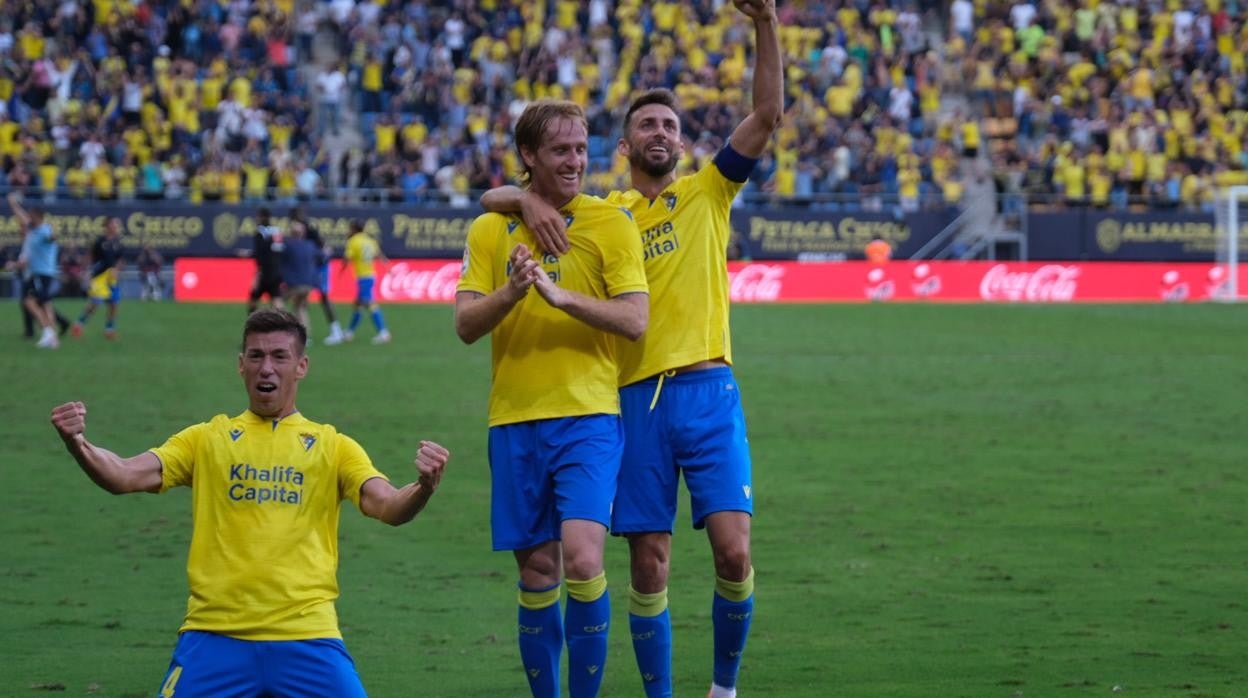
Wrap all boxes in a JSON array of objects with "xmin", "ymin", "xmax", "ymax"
[
  {"xmin": 458, "ymin": 194, "xmax": 648, "ymax": 426},
  {"xmin": 345, "ymin": 232, "xmax": 380, "ymax": 279},
  {"xmin": 607, "ymin": 164, "xmax": 743, "ymax": 386},
  {"xmin": 151, "ymin": 411, "xmax": 386, "ymax": 641}
]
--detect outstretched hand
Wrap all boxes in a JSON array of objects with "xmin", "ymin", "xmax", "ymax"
[
  {"xmin": 50, "ymin": 401, "xmax": 87, "ymax": 445},
  {"xmin": 414, "ymin": 440, "xmax": 449, "ymax": 493}
]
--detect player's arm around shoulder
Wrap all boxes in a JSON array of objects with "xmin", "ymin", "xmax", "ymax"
[
  {"xmin": 50, "ymin": 401, "xmax": 163, "ymax": 495},
  {"xmin": 358, "ymin": 440, "xmax": 450, "ymax": 526},
  {"xmin": 480, "ymin": 185, "xmax": 571, "ymax": 256}
]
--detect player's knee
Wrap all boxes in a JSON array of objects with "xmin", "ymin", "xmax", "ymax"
[
  {"xmin": 562, "ymin": 550, "xmax": 604, "ymax": 581},
  {"xmin": 628, "ymin": 537, "xmax": 671, "ymax": 590},
  {"xmin": 712, "ymin": 540, "xmax": 751, "ymax": 581}
]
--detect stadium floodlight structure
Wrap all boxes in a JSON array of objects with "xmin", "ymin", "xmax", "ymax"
[{"xmin": 1213, "ymin": 185, "xmax": 1247, "ymax": 302}]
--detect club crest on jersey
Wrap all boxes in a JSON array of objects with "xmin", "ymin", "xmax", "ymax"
[
  {"xmin": 664, "ymin": 194, "xmax": 677, "ymax": 211},
  {"xmin": 299, "ymin": 433, "xmax": 317, "ymax": 452},
  {"xmin": 229, "ymin": 428, "xmax": 243, "ymax": 442}
]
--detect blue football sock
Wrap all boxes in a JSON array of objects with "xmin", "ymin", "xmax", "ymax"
[
  {"xmin": 371, "ymin": 308, "xmax": 387, "ymax": 332},
  {"xmin": 348, "ymin": 311, "xmax": 362, "ymax": 332},
  {"xmin": 711, "ymin": 569, "xmax": 755, "ymax": 690},
  {"xmin": 565, "ymin": 574, "xmax": 610, "ymax": 698},
  {"xmin": 518, "ymin": 583, "xmax": 563, "ymax": 698},
  {"xmin": 629, "ymin": 586, "xmax": 672, "ymax": 698}
]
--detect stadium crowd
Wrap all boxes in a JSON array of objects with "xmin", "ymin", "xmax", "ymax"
[{"xmin": 0, "ymin": 0, "xmax": 1243, "ymax": 212}]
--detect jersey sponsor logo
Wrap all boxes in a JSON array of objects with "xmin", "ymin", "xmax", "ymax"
[
  {"xmin": 227, "ymin": 463, "xmax": 305, "ymax": 505},
  {"xmin": 299, "ymin": 433, "xmax": 317, "ymax": 452},
  {"xmin": 640, "ymin": 220, "xmax": 679, "ymax": 262},
  {"xmin": 229, "ymin": 428, "xmax": 243, "ymax": 442}
]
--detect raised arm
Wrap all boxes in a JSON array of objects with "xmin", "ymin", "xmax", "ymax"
[
  {"xmin": 50, "ymin": 402, "xmax": 163, "ymax": 494},
  {"xmin": 726, "ymin": 0, "xmax": 784, "ymax": 158},
  {"xmin": 453, "ymin": 242, "xmax": 542, "ymax": 343},
  {"xmin": 358, "ymin": 440, "xmax": 450, "ymax": 526},
  {"xmin": 480, "ymin": 186, "xmax": 571, "ymax": 255}
]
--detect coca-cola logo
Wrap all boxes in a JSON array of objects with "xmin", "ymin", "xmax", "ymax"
[
  {"xmin": 727, "ymin": 264, "xmax": 785, "ymax": 302},
  {"xmin": 911, "ymin": 263, "xmax": 941, "ymax": 298},
  {"xmin": 979, "ymin": 264, "xmax": 1080, "ymax": 302},
  {"xmin": 379, "ymin": 262, "xmax": 462, "ymax": 301},
  {"xmin": 864, "ymin": 267, "xmax": 894, "ymax": 301}
]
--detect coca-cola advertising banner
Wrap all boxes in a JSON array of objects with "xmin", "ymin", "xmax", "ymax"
[
  {"xmin": 1028, "ymin": 210, "xmax": 1248, "ymax": 261},
  {"xmin": 174, "ymin": 259, "xmax": 1247, "ymax": 303}
]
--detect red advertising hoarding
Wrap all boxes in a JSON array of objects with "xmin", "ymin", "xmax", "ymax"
[{"xmin": 174, "ymin": 259, "xmax": 1247, "ymax": 304}]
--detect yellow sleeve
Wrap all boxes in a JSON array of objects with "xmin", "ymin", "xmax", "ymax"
[
  {"xmin": 335, "ymin": 433, "xmax": 387, "ymax": 508},
  {"xmin": 691, "ymin": 162, "xmax": 745, "ymax": 212},
  {"xmin": 457, "ymin": 215, "xmax": 503, "ymax": 295},
  {"xmin": 600, "ymin": 209, "xmax": 649, "ymax": 297},
  {"xmin": 151, "ymin": 422, "xmax": 209, "ymax": 491}
]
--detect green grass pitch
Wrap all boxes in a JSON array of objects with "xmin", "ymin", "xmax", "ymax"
[{"xmin": 2, "ymin": 301, "xmax": 1246, "ymax": 697}]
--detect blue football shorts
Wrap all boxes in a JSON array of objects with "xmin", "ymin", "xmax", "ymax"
[
  {"xmin": 156, "ymin": 630, "xmax": 367, "ymax": 698},
  {"xmin": 612, "ymin": 366, "xmax": 754, "ymax": 534},
  {"xmin": 356, "ymin": 277, "xmax": 375, "ymax": 304},
  {"xmin": 488, "ymin": 414, "xmax": 623, "ymax": 551}
]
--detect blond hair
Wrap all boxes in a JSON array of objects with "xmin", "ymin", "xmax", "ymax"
[{"xmin": 514, "ymin": 100, "xmax": 588, "ymax": 185}]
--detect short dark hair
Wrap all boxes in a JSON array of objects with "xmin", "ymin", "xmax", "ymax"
[
  {"xmin": 623, "ymin": 88, "xmax": 681, "ymax": 133},
  {"xmin": 243, "ymin": 308, "xmax": 307, "ymax": 354}
]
